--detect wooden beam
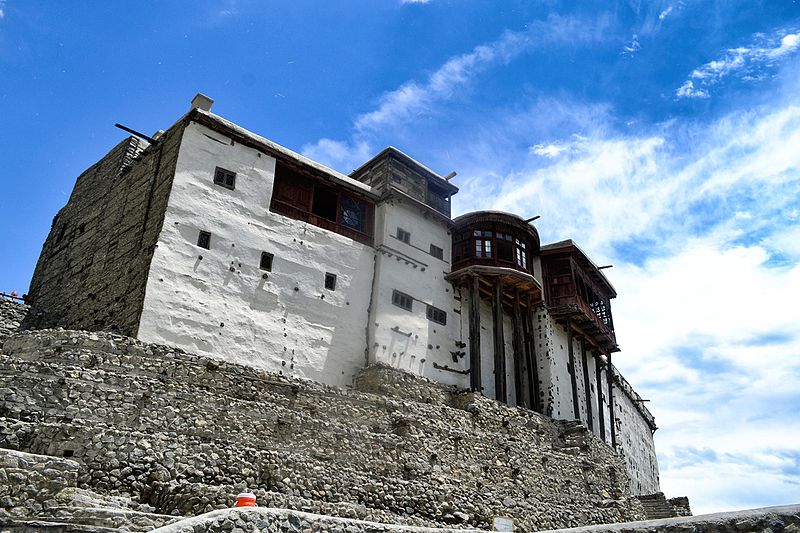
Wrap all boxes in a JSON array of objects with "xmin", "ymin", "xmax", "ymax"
[
  {"xmin": 596, "ymin": 355, "xmax": 606, "ymax": 442},
  {"xmin": 567, "ymin": 323, "xmax": 580, "ymax": 420},
  {"xmin": 581, "ymin": 339, "xmax": 594, "ymax": 431},
  {"xmin": 468, "ymin": 275, "xmax": 482, "ymax": 392},
  {"xmin": 524, "ymin": 293, "xmax": 541, "ymax": 413},
  {"xmin": 492, "ymin": 278, "xmax": 507, "ymax": 404},
  {"xmin": 511, "ymin": 290, "xmax": 527, "ymax": 408}
]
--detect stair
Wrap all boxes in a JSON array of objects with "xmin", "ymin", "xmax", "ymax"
[{"xmin": 635, "ymin": 492, "xmax": 678, "ymax": 519}]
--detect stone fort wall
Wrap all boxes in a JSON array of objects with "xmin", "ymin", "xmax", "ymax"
[{"xmin": 0, "ymin": 318, "xmax": 648, "ymax": 531}]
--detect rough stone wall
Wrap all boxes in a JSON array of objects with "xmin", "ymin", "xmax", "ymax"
[
  {"xmin": 0, "ymin": 448, "xmax": 78, "ymax": 517},
  {"xmin": 0, "ymin": 298, "xmax": 27, "ymax": 343},
  {"xmin": 0, "ymin": 329, "xmax": 646, "ymax": 531},
  {"xmin": 152, "ymin": 505, "xmax": 800, "ymax": 533},
  {"xmin": 25, "ymin": 119, "xmax": 187, "ymax": 336}
]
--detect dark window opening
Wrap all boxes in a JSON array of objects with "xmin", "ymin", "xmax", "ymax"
[
  {"xmin": 392, "ymin": 290, "xmax": 413, "ymax": 311},
  {"xmin": 430, "ymin": 244, "xmax": 444, "ymax": 260},
  {"xmin": 62, "ymin": 450, "xmax": 75, "ymax": 458},
  {"xmin": 214, "ymin": 167, "xmax": 236, "ymax": 190},
  {"xmin": 397, "ymin": 228, "xmax": 411, "ymax": 244},
  {"xmin": 312, "ymin": 185, "xmax": 338, "ymax": 221},
  {"xmin": 270, "ymin": 162, "xmax": 374, "ymax": 245},
  {"xmin": 497, "ymin": 240, "xmax": 514, "ymax": 262},
  {"xmin": 340, "ymin": 196, "xmax": 366, "ymax": 232},
  {"xmin": 325, "ymin": 272, "xmax": 337, "ymax": 290},
  {"xmin": 426, "ymin": 304, "xmax": 447, "ymax": 325},
  {"xmin": 197, "ymin": 231, "xmax": 211, "ymax": 249},
  {"xmin": 260, "ymin": 251, "xmax": 273, "ymax": 271}
]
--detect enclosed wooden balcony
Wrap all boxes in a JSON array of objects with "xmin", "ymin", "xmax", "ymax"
[{"xmin": 541, "ymin": 240, "xmax": 619, "ymax": 353}]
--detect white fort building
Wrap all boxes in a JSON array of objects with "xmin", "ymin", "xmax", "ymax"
[{"xmin": 28, "ymin": 94, "xmax": 660, "ymax": 495}]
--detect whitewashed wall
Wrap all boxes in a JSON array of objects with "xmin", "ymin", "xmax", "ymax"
[
  {"xmin": 138, "ymin": 122, "xmax": 375, "ymax": 388},
  {"xmin": 614, "ymin": 380, "xmax": 661, "ymax": 495},
  {"xmin": 368, "ymin": 200, "xmax": 468, "ymax": 387}
]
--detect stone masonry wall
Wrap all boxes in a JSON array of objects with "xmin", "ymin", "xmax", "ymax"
[
  {"xmin": 152, "ymin": 504, "xmax": 800, "ymax": 533},
  {"xmin": 0, "ymin": 298, "xmax": 27, "ymax": 344},
  {"xmin": 25, "ymin": 115, "xmax": 187, "ymax": 336},
  {"xmin": 0, "ymin": 329, "xmax": 646, "ymax": 532}
]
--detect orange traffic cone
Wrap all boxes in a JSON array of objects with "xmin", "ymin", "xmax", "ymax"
[{"xmin": 234, "ymin": 492, "xmax": 257, "ymax": 507}]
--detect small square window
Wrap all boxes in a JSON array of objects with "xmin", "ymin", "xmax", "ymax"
[
  {"xmin": 396, "ymin": 228, "xmax": 410, "ymax": 244},
  {"xmin": 213, "ymin": 167, "xmax": 236, "ymax": 190},
  {"xmin": 325, "ymin": 272, "xmax": 337, "ymax": 290},
  {"xmin": 260, "ymin": 251, "xmax": 273, "ymax": 271},
  {"xmin": 426, "ymin": 304, "xmax": 447, "ymax": 325},
  {"xmin": 197, "ymin": 231, "xmax": 211, "ymax": 249},
  {"xmin": 430, "ymin": 244, "xmax": 444, "ymax": 260},
  {"xmin": 392, "ymin": 289, "xmax": 413, "ymax": 311}
]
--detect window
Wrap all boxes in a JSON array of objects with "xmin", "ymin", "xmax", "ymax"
[
  {"xmin": 426, "ymin": 304, "xmax": 447, "ymax": 325},
  {"xmin": 214, "ymin": 167, "xmax": 236, "ymax": 190},
  {"xmin": 340, "ymin": 196, "xmax": 366, "ymax": 233},
  {"xmin": 392, "ymin": 290, "xmax": 413, "ymax": 311},
  {"xmin": 396, "ymin": 228, "xmax": 410, "ymax": 244},
  {"xmin": 430, "ymin": 244, "xmax": 444, "ymax": 260},
  {"xmin": 311, "ymin": 185, "xmax": 338, "ymax": 221},
  {"xmin": 260, "ymin": 251, "xmax": 273, "ymax": 271},
  {"xmin": 325, "ymin": 272, "xmax": 337, "ymax": 290},
  {"xmin": 197, "ymin": 231, "xmax": 211, "ymax": 249},
  {"xmin": 269, "ymin": 163, "xmax": 374, "ymax": 245},
  {"xmin": 476, "ymin": 238, "xmax": 491, "ymax": 258}
]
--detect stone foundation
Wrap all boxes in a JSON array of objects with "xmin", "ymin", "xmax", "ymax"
[{"xmin": 1, "ymin": 328, "xmax": 646, "ymax": 531}]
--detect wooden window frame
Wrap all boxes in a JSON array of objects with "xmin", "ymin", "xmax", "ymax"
[
  {"xmin": 325, "ymin": 272, "xmax": 337, "ymax": 291},
  {"xmin": 213, "ymin": 167, "xmax": 236, "ymax": 190},
  {"xmin": 391, "ymin": 289, "xmax": 413, "ymax": 311},
  {"xmin": 197, "ymin": 231, "xmax": 211, "ymax": 249},
  {"xmin": 426, "ymin": 304, "xmax": 447, "ymax": 325}
]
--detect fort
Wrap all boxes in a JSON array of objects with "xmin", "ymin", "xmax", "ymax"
[{"xmin": 4, "ymin": 94, "xmax": 784, "ymax": 533}]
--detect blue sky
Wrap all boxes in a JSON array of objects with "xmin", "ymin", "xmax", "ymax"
[{"xmin": 2, "ymin": 0, "xmax": 799, "ymax": 515}]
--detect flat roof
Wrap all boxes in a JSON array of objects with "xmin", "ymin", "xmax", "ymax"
[
  {"xmin": 351, "ymin": 146, "xmax": 459, "ymax": 194},
  {"xmin": 190, "ymin": 109, "xmax": 380, "ymax": 200},
  {"xmin": 541, "ymin": 239, "xmax": 616, "ymax": 296}
]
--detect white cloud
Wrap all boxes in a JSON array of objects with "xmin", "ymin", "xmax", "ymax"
[
  {"xmin": 658, "ymin": 6, "xmax": 673, "ymax": 21},
  {"xmin": 677, "ymin": 28, "xmax": 800, "ymax": 98},
  {"xmin": 355, "ymin": 15, "xmax": 607, "ymax": 134},
  {"xmin": 300, "ymin": 138, "xmax": 373, "ymax": 174},
  {"xmin": 676, "ymin": 80, "xmax": 709, "ymax": 99},
  {"xmin": 0, "ymin": 0, "xmax": 6, "ymax": 19},
  {"xmin": 400, "ymin": 0, "xmax": 431, "ymax": 3},
  {"xmin": 622, "ymin": 34, "xmax": 641, "ymax": 55}
]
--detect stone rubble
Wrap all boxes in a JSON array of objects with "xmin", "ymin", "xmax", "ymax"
[{"xmin": 0, "ymin": 321, "xmax": 648, "ymax": 532}]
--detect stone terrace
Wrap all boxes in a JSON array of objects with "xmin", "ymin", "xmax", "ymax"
[{"xmin": 0, "ymin": 326, "xmax": 646, "ymax": 532}]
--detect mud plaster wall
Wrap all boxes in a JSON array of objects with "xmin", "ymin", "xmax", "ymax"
[
  {"xmin": 25, "ymin": 125, "xmax": 183, "ymax": 336},
  {"xmin": 613, "ymin": 376, "xmax": 660, "ymax": 495},
  {"xmin": 137, "ymin": 122, "xmax": 374, "ymax": 388},
  {"xmin": 368, "ymin": 200, "xmax": 466, "ymax": 388}
]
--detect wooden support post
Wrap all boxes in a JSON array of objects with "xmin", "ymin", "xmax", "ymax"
[
  {"xmin": 567, "ymin": 323, "xmax": 581, "ymax": 420},
  {"xmin": 492, "ymin": 278, "xmax": 507, "ymax": 404},
  {"xmin": 511, "ymin": 290, "xmax": 527, "ymax": 408},
  {"xmin": 468, "ymin": 276, "xmax": 482, "ymax": 392},
  {"xmin": 596, "ymin": 356, "xmax": 606, "ymax": 442},
  {"xmin": 607, "ymin": 351, "xmax": 617, "ymax": 449},
  {"xmin": 581, "ymin": 340, "xmax": 594, "ymax": 431},
  {"xmin": 524, "ymin": 295, "xmax": 541, "ymax": 413}
]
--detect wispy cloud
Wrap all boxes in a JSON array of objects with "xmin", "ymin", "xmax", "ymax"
[
  {"xmin": 675, "ymin": 80, "xmax": 709, "ymax": 99},
  {"xmin": 677, "ymin": 28, "xmax": 800, "ymax": 98},
  {"xmin": 0, "ymin": 0, "xmax": 6, "ymax": 19},
  {"xmin": 303, "ymin": 14, "xmax": 610, "ymax": 170},
  {"xmin": 658, "ymin": 6, "xmax": 673, "ymax": 21},
  {"xmin": 400, "ymin": 0, "xmax": 432, "ymax": 3},
  {"xmin": 622, "ymin": 34, "xmax": 641, "ymax": 55}
]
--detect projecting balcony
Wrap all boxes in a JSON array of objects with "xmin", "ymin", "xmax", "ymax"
[{"xmin": 541, "ymin": 240, "xmax": 619, "ymax": 353}]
